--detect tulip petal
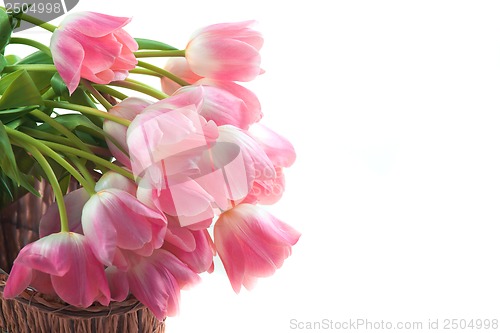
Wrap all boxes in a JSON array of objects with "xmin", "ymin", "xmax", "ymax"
[
  {"xmin": 164, "ymin": 225, "xmax": 196, "ymax": 252},
  {"xmin": 186, "ymin": 38, "xmax": 261, "ymax": 81},
  {"xmin": 51, "ymin": 30, "xmax": 84, "ymax": 94},
  {"xmin": 51, "ymin": 234, "xmax": 110, "ymax": 307},
  {"xmin": 196, "ymin": 79, "xmax": 262, "ymax": 126},
  {"xmin": 81, "ymin": 194, "xmax": 119, "ymax": 266},
  {"xmin": 214, "ymin": 221, "xmax": 246, "ymax": 293},
  {"xmin": 248, "ymin": 124, "xmax": 296, "ymax": 167},
  {"xmin": 3, "ymin": 263, "xmax": 32, "ymax": 298},
  {"xmin": 14, "ymin": 233, "xmax": 73, "ymax": 276},
  {"xmin": 161, "ymin": 58, "xmax": 203, "ymax": 94},
  {"xmin": 195, "ymin": 21, "xmax": 263, "ymax": 50},
  {"xmin": 163, "ymin": 229, "xmax": 215, "ymax": 274},
  {"xmin": 126, "ymin": 250, "xmax": 198, "ymax": 319},
  {"xmin": 61, "ymin": 12, "xmax": 131, "ymax": 38},
  {"xmin": 106, "ymin": 266, "xmax": 130, "ymax": 302}
]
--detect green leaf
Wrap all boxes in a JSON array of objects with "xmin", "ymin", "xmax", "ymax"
[
  {"xmin": 5, "ymin": 54, "xmax": 21, "ymax": 65},
  {"xmin": 5, "ymin": 117, "xmax": 31, "ymax": 130},
  {"xmin": 15, "ymin": 51, "xmax": 53, "ymax": 65},
  {"xmin": 49, "ymin": 74, "xmax": 103, "ymax": 127},
  {"xmin": 0, "ymin": 70, "xmax": 42, "ymax": 110},
  {"xmin": 0, "ymin": 105, "xmax": 38, "ymax": 124},
  {"xmin": 0, "ymin": 9, "xmax": 13, "ymax": 53},
  {"xmin": 0, "ymin": 121, "xmax": 39, "ymax": 198},
  {"xmin": 0, "ymin": 171, "xmax": 38, "ymax": 209},
  {"xmin": 0, "ymin": 173, "xmax": 14, "ymax": 202},
  {"xmin": 0, "ymin": 120, "xmax": 21, "ymax": 183},
  {"xmin": 16, "ymin": 171, "xmax": 39, "ymax": 197},
  {"xmin": 68, "ymin": 89, "xmax": 103, "ymax": 127},
  {"xmin": 39, "ymin": 113, "xmax": 107, "ymax": 143},
  {"xmin": 27, "ymin": 71, "xmax": 53, "ymax": 92},
  {"xmin": 59, "ymin": 174, "xmax": 71, "ymax": 195},
  {"xmin": 0, "ymin": 55, "xmax": 6, "ymax": 73},
  {"xmin": 50, "ymin": 72, "xmax": 68, "ymax": 96},
  {"xmin": 135, "ymin": 38, "xmax": 178, "ymax": 51}
]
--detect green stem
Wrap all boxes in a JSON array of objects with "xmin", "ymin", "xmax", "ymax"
[
  {"xmin": 19, "ymin": 12, "xmax": 57, "ymax": 32},
  {"xmin": 30, "ymin": 109, "xmax": 93, "ymax": 154},
  {"xmin": 110, "ymin": 79, "xmax": 168, "ymax": 100},
  {"xmin": 20, "ymin": 127, "xmax": 112, "ymax": 158},
  {"xmin": 82, "ymin": 80, "xmax": 113, "ymax": 110},
  {"xmin": 9, "ymin": 37, "xmax": 52, "ymax": 55},
  {"xmin": 20, "ymin": 126, "xmax": 77, "ymax": 146},
  {"xmin": 69, "ymin": 155, "xmax": 97, "ymax": 189},
  {"xmin": 42, "ymin": 87, "xmax": 56, "ymax": 100},
  {"xmin": 43, "ymin": 100, "xmax": 131, "ymax": 126},
  {"xmin": 18, "ymin": 141, "xmax": 69, "ymax": 232},
  {"xmin": 93, "ymin": 85, "xmax": 129, "ymax": 101},
  {"xmin": 6, "ymin": 128, "xmax": 95, "ymax": 194},
  {"xmin": 3, "ymin": 64, "xmax": 57, "ymax": 73},
  {"xmin": 42, "ymin": 141, "xmax": 135, "ymax": 181},
  {"xmin": 129, "ymin": 68, "xmax": 162, "ymax": 78},
  {"xmin": 137, "ymin": 61, "xmax": 190, "ymax": 87},
  {"xmin": 134, "ymin": 50, "xmax": 185, "ymax": 58}
]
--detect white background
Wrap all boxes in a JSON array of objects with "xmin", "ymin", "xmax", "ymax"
[{"xmin": 5, "ymin": 0, "xmax": 500, "ymax": 332}]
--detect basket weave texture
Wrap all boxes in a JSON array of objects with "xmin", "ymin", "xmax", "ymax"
[{"xmin": 0, "ymin": 181, "xmax": 166, "ymax": 333}]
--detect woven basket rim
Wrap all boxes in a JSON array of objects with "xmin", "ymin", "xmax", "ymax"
[{"xmin": 0, "ymin": 273, "xmax": 146, "ymax": 319}]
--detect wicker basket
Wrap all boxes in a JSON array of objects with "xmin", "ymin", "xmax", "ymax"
[{"xmin": 0, "ymin": 181, "xmax": 166, "ymax": 333}]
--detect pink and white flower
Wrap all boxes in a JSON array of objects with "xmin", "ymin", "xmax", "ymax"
[
  {"xmin": 4, "ymin": 232, "xmax": 110, "ymax": 308},
  {"xmin": 50, "ymin": 11, "xmax": 138, "ymax": 94},
  {"xmin": 126, "ymin": 94, "xmax": 218, "ymax": 180},
  {"xmin": 105, "ymin": 249, "xmax": 200, "ymax": 320},
  {"xmin": 103, "ymin": 97, "xmax": 153, "ymax": 168},
  {"xmin": 185, "ymin": 21, "xmax": 263, "ymax": 82},
  {"xmin": 195, "ymin": 78, "xmax": 262, "ymax": 126},
  {"xmin": 162, "ymin": 228, "xmax": 215, "ymax": 273},
  {"xmin": 172, "ymin": 84, "xmax": 259, "ymax": 130},
  {"xmin": 214, "ymin": 204, "xmax": 300, "ymax": 293},
  {"xmin": 244, "ymin": 123, "xmax": 296, "ymax": 204},
  {"xmin": 81, "ymin": 188, "xmax": 168, "ymax": 269}
]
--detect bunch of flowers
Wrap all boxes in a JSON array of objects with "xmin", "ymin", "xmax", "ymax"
[{"xmin": 0, "ymin": 8, "xmax": 299, "ymax": 320}]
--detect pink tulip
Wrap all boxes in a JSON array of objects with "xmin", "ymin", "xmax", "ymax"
[
  {"xmin": 185, "ymin": 21, "xmax": 263, "ymax": 81},
  {"xmin": 244, "ymin": 166, "xmax": 286, "ymax": 205},
  {"xmin": 104, "ymin": 97, "xmax": 153, "ymax": 168},
  {"xmin": 214, "ymin": 126, "xmax": 275, "ymax": 207},
  {"xmin": 172, "ymin": 84, "xmax": 258, "ymax": 130},
  {"xmin": 50, "ymin": 11, "xmax": 138, "ymax": 94},
  {"xmin": 153, "ymin": 125, "xmax": 274, "ymax": 214},
  {"xmin": 126, "ymin": 96, "xmax": 218, "ymax": 179},
  {"xmin": 162, "ymin": 228, "xmax": 215, "ymax": 273},
  {"xmin": 39, "ymin": 187, "xmax": 90, "ymax": 237},
  {"xmin": 105, "ymin": 249, "xmax": 200, "ymax": 319},
  {"xmin": 247, "ymin": 123, "xmax": 296, "ymax": 168},
  {"xmin": 195, "ymin": 78, "xmax": 262, "ymax": 126},
  {"xmin": 161, "ymin": 57, "xmax": 203, "ymax": 94},
  {"xmin": 4, "ymin": 232, "xmax": 110, "ymax": 307},
  {"xmin": 138, "ymin": 173, "xmax": 215, "ymax": 229},
  {"xmin": 243, "ymin": 124, "xmax": 296, "ymax": 204},
  {"xmin": 81, "ymin": 189, "xmax": 168, "ymax": 268},
  {"xmin": 127, "ymin": 91, "xmax": 221, "ymax": 227},
  {"xmin": 159, "ymin": 58, "xmax": 263, "ymax": 124},
  {"xmin": 94, "ymin": 171, "xmax": 137, "ymax": 194},
  {"xmin": 214, "ymin": 204, "xmax": 300, "ymax": 293}
]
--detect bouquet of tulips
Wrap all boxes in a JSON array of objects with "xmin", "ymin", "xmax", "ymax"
[{"xmin": 0, "ymin": 7, "xmax": 299, "ymax": 320}]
